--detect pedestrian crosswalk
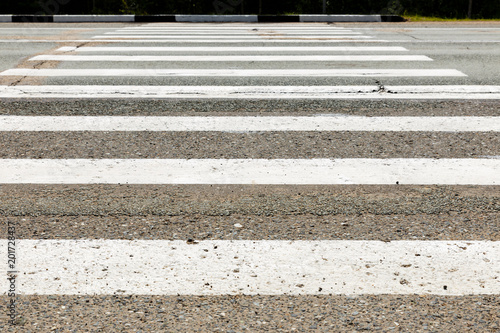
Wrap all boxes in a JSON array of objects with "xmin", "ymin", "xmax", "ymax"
[
  {"xmin": 1, "ymin": 115, "xmax": 498, "ymax": 131},
  {"xmin": 56, "ymin": 45, "xmax": 410, "ymax": 52},
  {"xmin": 1, "ymin": 22, "xmax": 499, "ymax": 328},
  {"xmin": 4, "ymin": 68, "xmax": 465, "ymax": 77},
  {"xmin": 1, "ymin": 158, "xmax": 499, "ymax": 185},
  {"xmin": 94, "ymin": 25, "xmax": 374, "ymax": 41},
  {"xmin": 13, "ymin": 240, "xmax": 500, "ymax": 295},
  {"xmin": 1, "ymin": 85, "xmax": 499, "ymax": 99},
  {"xmin": 28, "ymin": 54, "xmax": 434, "ymax": 61}
]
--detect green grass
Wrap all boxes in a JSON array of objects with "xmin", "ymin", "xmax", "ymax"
[{"xmin": 403, "ymin": 14, "xmax": 500, "ymax": 22}]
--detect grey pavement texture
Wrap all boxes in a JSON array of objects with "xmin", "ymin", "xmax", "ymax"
[
  {"xmin": 1, "ymin": 131, "xmax": 499, "ymax": 159},
  {"xmin": 0, "ymin": 21, "xmax": 499, "ymax": 332},
  {"xmin": 2, "ymin": 295, "xmax": 499, "ymax": 332}
]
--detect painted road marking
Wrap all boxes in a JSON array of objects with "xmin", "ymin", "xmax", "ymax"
[
  {"xmin": 2, "ymin": 240, "xmax": 498, "ymax": 295},
  {"xmin": 0, "ymin": 69, "xmax": 466, "ymax": 77},
  {"xmin": 108, "ymin": 31, "xmax": 362, "ymax": 35},
  {"xmin": 3, "ymin": 85, "xmax": 497, "ymax": 99},
  {"xmin": 92, "ymin": 35, "xmax": 374, "ymax": 39},
  {"xmin": 131, "ymin": 25, "xmax": 355, "ymax": 29},
  {"xmin": 113, "ymin": 30, "xmax": 356, "ymax": 34},
  {"xmin": 56, "ymin": 46, "xmax": 409, "ymax": 52},
  {"xmin": 0, "ymin": 39, "xmax": 393, "ymax": 43},
  {"xmin": 0, "ymin": 158, "xmax": 498, "ymax": 185},
  {"xmin": 0, "ymin": 116, "xmax": 498, "ymax": 132},
  {"xmin": 29, "ymin": 55, "xmax": 432, "ymax": 62}
]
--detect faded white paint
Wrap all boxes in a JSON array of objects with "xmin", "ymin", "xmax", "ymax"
[
  {"xmin": 29, "ymin": 55, "xmax": 432, "ymax": 62},
  {"xmin": 125, "ymin": 26, "xmax": 351, "ymax": 28},
  {"xmin": 53, "ymin": 15, "xmax": 135, "ymax": 22},
  {"xmin": 0, "ymin": 158, "xmax": 498, "ymax": 185},
  {"xmin": 2, "ymin": 85, "xmax": 498, "ymax": 99},
  {"xmin": 2, "ymin": 240, "xmax": 498, "ymax": 295},
  {"xmin": 114, "ymin": 29, "xmax": 354, "ymax": 33},
  {"xmin": 0, "ymin": 38, "xmax": 392, "ymax": 43},
  {"xmin": 0, "ymin": 116, "xmax": 498, "ymax": 132},
  {"xmin": 140, "ymin": 25, "xmax": 353, "ymax": 29},
  {"xmin": 0, "ymin": 69, "xmax": 465, "ymax": 77},
  {"xmin": 57, "ymin": 46, "xmax": 408, "ymax": 52},
  {"xmin": 92, "ymin": 35, "xmax": 373, "ymax": 39},
  {"xmin": 8, "ymin": 39, "xmax": 500, "ymax": 43},
  {"xmin": 108, "ymin": 31, "xmax": 361, "ymax": 35}
]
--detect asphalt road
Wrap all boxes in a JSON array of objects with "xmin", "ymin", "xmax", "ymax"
[{"xmin": 0, "ymin": 21, "xmax": 499, "ymax": 332}]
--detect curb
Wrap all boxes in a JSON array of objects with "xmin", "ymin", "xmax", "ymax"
[{"xmin": 0, "ymin": 14, "xmax": 405, "ymax": 23}]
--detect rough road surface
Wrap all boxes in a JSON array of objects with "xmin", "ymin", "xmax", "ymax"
[{"xmin": 0, "ymin": 21, "xmax": 499, "ymax": 332}]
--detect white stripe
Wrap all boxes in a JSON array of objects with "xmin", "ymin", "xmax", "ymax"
[
  {"xmin": 29, "ymin": 55, "xmax": 432, "ymax": 62},
  {"xmin": 361, "ymin": 27, "xmax": 500, "ymax": 31},
  {"xmin": 9, "ymin": 39, "xmax": 500, "ymax": 43},
  {"xmin": 52, "ymin": 15, "xmax": 135, "ymax": 22},
  {"xmin": 0, "ymin": 15, "xmax": 11, "ymax": 23},
  {"xmin": 92, "ymin": 35, "xmax": 373, "ymax": 39},
  {"xmin": 2, "ymin": 85, "xmax": 498, "ymax": 100},
  {"xmin": 109, "ymin": 31, "xmax": 361, "ymax": 35},
  {"xmin": 116, "ymin": 29, "xmax": 352, "ymax": 32},
  {"xmin": 57, "ymin": 46, "xmax": 79, "ymax": 52},
  {"xmin": 114, "ymin": 27, "xmax": 354, "ymax": 30},
  {"xmin": 57, "ymin": 46, "xmax": 409, "ymax": 52},
  {"xmin": 0, "ymin": 39, "xmax": 390, "ymax": 43},
  {"xmin": 1, "ymin": 116, "xmax": 498, "ymax": 132},
  {"xmin": 127, "ymin": 26, "xmax": 350, "ymax": 28},
  {"xmin": 0, "ymin": 27, "xmax": 117, "ymax": 30},
  {"xmin": 141, "ymin": 25, "xmax": 350, "ymax": 29},
  {"xmin": 3, "ymin": 239, "xmax": 498, "ymax": 295},
  {"xmin": 0, "ymin": 159, "xmax": 498, "ymax": 185},
  {"xmin": 0, "ymin": 69, "xmax": 465, "ymax": 77}
]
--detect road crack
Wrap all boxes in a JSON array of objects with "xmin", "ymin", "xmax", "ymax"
[
  {"xmin": 375, "ymin": 80, "xmax": 398, "ymax": 94},
  {"xmin": 375, "ymin": 80, "xmax": 386, "ymax": 93},
  {"xmin": 8, "ymin": 77, "xmax": 27, "ymax": 86}
]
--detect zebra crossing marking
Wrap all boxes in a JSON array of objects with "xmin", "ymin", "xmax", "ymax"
[
  {"xmin": 2, "ymin": 23, "xmax": 498, "ymax": 301},
  {"xmin": 0, "ymin": 68, "xmax": 466, "ymax": 77},
  {"xmin": 2, "ymin": 85, "xmax": 498, "ymax": 99},
  {"xmin": 3, "ymin": 239, "xmax": 498, "ymax": 295},
  {"xmin": 137, "ymin": 25, "xmax": 355, "ymax": 29},
  {"xmin": 0, "ymin": 158, "xmax": 498, "ymax": 185},
  {"xmin": 29, "ymin": 55, "xmax": 432, "ymax": 62},
  {"xmin": 56, "ymin": 46, "xmax": 409, "ymax": 52},
  {"xmin": 108, "ymin": 31, "xmax": 363, "ymax": 35},
  {"xmin": 1, "ymin": 116, "xmax": 499, "ymax": 132},
  {"xmin": 92, "ymin": 35, "xmax": 374, "ymax": 39}
]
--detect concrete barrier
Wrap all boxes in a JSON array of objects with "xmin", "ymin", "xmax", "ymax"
[{"xmin": 53, "ymin": 15, "xmax": 135, "ymax": 22}]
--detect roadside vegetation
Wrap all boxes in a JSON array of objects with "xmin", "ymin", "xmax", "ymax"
[
  {"xmin": 1, "ymin": 0, "xmax": 499, "ymax": 19},
  {"xmin": 404, "ymin": 15, "xmax": 500, "ymax": 22}
]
